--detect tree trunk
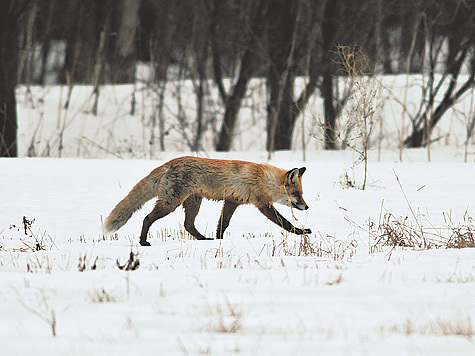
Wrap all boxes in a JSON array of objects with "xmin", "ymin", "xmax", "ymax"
[
  {"xmin": 37, "ymin": 0, "xmax": 56, "ymax": 85},
  {"xmin": 63, "ymin": 1, "xmax": 102, "ymax": 84},
  {"xmin": 0, "ymin": 85, "xmax": 18, "ymax": 157},
  {"xmin": 321, "ymin": 0, "xmax": 338, "ymax": 150},
  {"xmin": 0, "ymin": 0, "xmax": 31, "ymax": 157},
  {"xmin": 209, "ymin": 0, "xmax": 228, "ymax": 105},
  {"xmin": 265, "ymin": 0, "xmax": 294, "ymax": 152},
  {"xmin": 215, "ymin": 0, "xmax": 266, "ymax": 152},
  {"xmin": 111, "ymin": 0, "xmax": 139, "ymax": 83},
  {"xmin": 270, "ymin": 72, "xmax": 295, "ymax": 150},
  {"xmin": 215, "ymin": 50, "xmax": 255, "ymax": 151},
  {"xmin": 322, "ymin": 70, "xmax": 337, "ymax": 149},
  {"xmin": 17, "ymin": 0, "xmax": 36, "ymax": 84},
  {"xmin": 192, "ymin": 42, "xmax": 208, "ymax": 153}
]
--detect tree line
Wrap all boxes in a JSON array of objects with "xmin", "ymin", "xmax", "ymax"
[{"xmin": 1, "ymin": 0, "xmax": 474, "ymax": 157}]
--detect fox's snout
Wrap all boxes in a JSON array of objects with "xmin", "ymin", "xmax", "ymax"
[
  {"xmin": 289, "ymin": 195, "xmax": 309, "ymax": 211},
  {"xmin": 292, "ymin": 201, "xmax": 309, "ymax": 211}
]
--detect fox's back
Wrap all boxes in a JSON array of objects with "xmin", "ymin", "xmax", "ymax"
[{"xmin": 156, "ymin": 156, "xmax": 280, "ymax": 204}]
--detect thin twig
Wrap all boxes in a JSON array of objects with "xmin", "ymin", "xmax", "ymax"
[{"xmin": 392, "ymin": 169, "xmax": 423, "ymax": 234}]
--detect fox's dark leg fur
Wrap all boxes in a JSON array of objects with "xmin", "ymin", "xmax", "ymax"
[
  {"xmin": 140, "ymin": 201, "xmax": 178, "ymax": 246},
  {"xmin": 183, "ymin": 194, "xmax": 211, "ymax": 240},
  {"xmin": 257, "ymin": 204, "xmax": 312, "ymax": 235},
  {"xmin": 216, "ymin": 200, "xmax": 240, "ymax": 239}
]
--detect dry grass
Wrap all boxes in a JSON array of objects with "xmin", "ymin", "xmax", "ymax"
[
  {"xmin": 370, "ymin": 210, "xmax": 475, "ymax": 253},
  {"xmin": 270, "ymin": 233, "xmax": 357, "ymax": 261},
  {"xmin": 9, "ymin": 216, "xmax": 57, "ymax": 252},
  {"xmin": 364, "ymin": 174, "xmax": 475, "ymax": 253},
  {"xmin": 444, "ymin": 212, "xmax": 475, "ymax": 249},
  {"xmin": 195, "ymin": 297, "xmax": 244, "ymax": 334},
  {"xmin": 26, "ymin": 255, "xmax": 53, "ymax": 273},
  {"xmin": 434, "ymin": 271, "xmax": 475, "ymax": 284},
  {"xmin": 385, "ymin": 313, "xmax": 474, "ymax": 337},
  {"xmin": 87, "ymin": 287, "xmax": 118, "ymax": 303}
]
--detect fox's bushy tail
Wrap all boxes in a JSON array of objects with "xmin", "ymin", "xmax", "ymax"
[{"xmin": 104, "ymin": 168, "xmax": 164, "ymax": 233}]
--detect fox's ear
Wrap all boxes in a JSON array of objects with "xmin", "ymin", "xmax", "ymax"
[
  {"xmin": 298, "ymin": 167, "xmax": 306, "ymax": 177},
  {"xmin": 285, "ymin": 168, "xmax": 300, "ymax": 185}
]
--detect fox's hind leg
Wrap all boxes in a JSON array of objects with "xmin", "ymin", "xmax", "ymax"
[
  {"xmin": 183, "ymin": 194, "xmax": 211, "ymax": 240},
  {"xmin": 216, "ymin": 200, "xmax": 240, "ymax": 239},
  {"xmin": 140, "ymin": 200, "xmax": 178, "ymax": 246}
]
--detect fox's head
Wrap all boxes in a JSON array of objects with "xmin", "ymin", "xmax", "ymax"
[{"xmin": 280, "ymin": 167, "xmax": 309, "ymax": 210}]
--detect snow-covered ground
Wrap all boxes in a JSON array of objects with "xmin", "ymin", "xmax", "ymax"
[
  {"xmin": 3, "ymin": 74, "xmax": 475, "ymax": 354},
  {"xmin": 1, "ymin": 150, "xmax": 475, "ymax": 355}
]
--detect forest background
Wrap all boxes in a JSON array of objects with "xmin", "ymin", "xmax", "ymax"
[{"xmin": 0, "ymin": 0, "xmax": 474, "ymax": 158}]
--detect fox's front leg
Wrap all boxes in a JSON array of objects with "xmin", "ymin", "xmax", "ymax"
[
  {"xmin": 216, "ymin": 200, "xmax": 240, "ymax": 239},
  {"xmin": 258, "ymin": 204, "xmax": 311, "ymax": 235}
]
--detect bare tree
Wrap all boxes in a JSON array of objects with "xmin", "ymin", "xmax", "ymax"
[
  {"xmin": 215, "ymin": 0, "xmax": 268, "ymax": 152},
  {"xmin": 337, "ymin": 46, "xmax": 383, "ymax": 189},
  {"xmin": 265, "ymin": 0, "xmax": 299, "ymax": 154},
  {"xmin": 137, "ymin": 0, "xmax": 180, "ymax": 152},
  {"xmin": 404, "ymin": 0, "xmax": 475, "ymax": 147}
]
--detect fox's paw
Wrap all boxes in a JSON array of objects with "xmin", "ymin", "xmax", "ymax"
[
  {"xmin": 140, "ymin": 240, "xmax": 151, "ymax": 246},
  {"xmin": 294, "ymin": 228, "xmax": 312, "ymax": 235}
]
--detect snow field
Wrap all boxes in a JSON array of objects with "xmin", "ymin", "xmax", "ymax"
[{"xmin": 1, "ymin": 152, "xmax": 475, "ymax": 355}]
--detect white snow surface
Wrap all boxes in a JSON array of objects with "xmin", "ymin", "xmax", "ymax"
[{"xmin": 1, "ymin": 150, "xmax": 475, "ymax": 355}]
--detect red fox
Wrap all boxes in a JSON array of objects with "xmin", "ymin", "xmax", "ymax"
[{"xmin": 104, "ymin": 156, "xmax": 311, "ymax": 246}]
